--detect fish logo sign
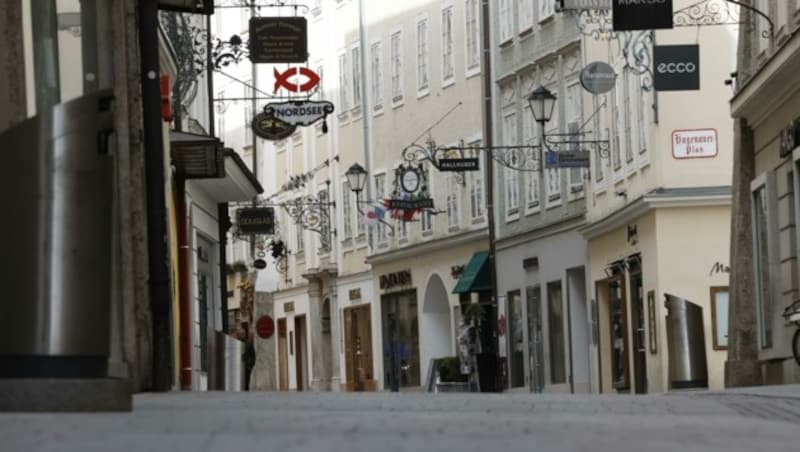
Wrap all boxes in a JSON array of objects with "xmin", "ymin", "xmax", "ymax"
[{"xmin": 273, "ymin": 67, "xmax": 321, "ymax": 93}]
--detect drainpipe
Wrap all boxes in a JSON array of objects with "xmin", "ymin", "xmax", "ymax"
[
  {"xmin": 139, "ymin": 0, "xmax": 174, "ymax": 391},
  {"xmin": 177, "ymin": 177, "xmax": 192, "ymax": 389}
]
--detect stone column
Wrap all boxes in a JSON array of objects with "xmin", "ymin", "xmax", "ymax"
[
  {"xmin": 329, "ymin": 291, "xmax": 342, "ymax": 392},
  {"xmin": 725, "ymin": 118, "xmax": 761, "ymax": 388},
  {"xmin": 0, "ymin": 0, "xmax": 26, "ymax": 133},
  {"xmin": 252, "ymin": 292, "xmax": 277, "ymax": 391},
  {"xmin": 305, "ymin": 273, "xmax": 331, "ymax": 391}
]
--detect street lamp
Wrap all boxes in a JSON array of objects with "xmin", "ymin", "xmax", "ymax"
[
  {"xmin": 527, "ymin": 85, "xmax": 557, "ymax": 125},
  {"xmin": 345, "ymin": 163, "xmax": 368, "ymax": 195}
]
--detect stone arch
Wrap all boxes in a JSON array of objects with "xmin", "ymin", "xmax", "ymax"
[{"xmin": 420, "ymin": 273, "xmax": 452, "ymax": 381}]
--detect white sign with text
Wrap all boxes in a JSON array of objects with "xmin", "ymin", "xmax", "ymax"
[{"xmin": 672, "ymin": 129, "xmax": 718, "ymax": 159}]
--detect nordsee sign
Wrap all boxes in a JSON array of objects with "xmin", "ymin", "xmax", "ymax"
[
  {"xmin": 612, "ymin": 0, "xmax": 673, "ymax": 31},
  {"xmin": 654, "ymin": 45, "xmax": 700, "ymax": 91},
  {"xmin": 558, "ymin": 0, "xmax": 611, "ymax": 11},
  {"xmin": 263, "ymin": 100, "xmax": 335, "ymax": 127}
]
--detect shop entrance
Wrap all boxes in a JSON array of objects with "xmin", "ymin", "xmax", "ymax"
[
  {"xmin": 344, "ymin": 304, "xmax": 375, "ymax": 391},
  {"xmin": 422, "ymin": 274, "xmax": 452, "ymax": 381},
  {"xmin": 526, "ymin": 286, "xmax": 545, "ymax": 393},
  {"xmin": 277, "ymin": 318, "xmax": 288, "ymax": 391},
  {"xmin": 294, "ymin": 315, "xmax": 308, "ymax": 391},
  {"xmin": 596, "ymin": 272, "xmax": 630, "ymax": 393},
  {"xmin": 629, "ymin": 263, "xmax": 648, "ymax": 394},
  {"xmin": 382, "ymin": 290, "xmax": 420, "ymax": 391}
]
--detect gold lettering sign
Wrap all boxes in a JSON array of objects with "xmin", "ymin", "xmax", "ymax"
[
  {"xmin": 349, "ymin": 288, "xmax": 362, "ymax": 301},
  {"xmin": 284, "ymin": 302, "xmax": 295, "ymax": 313}
]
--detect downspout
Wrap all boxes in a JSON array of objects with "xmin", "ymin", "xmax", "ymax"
[
  {"xmin": 177, "ymin": 177, "xmax": 192, "ymax": 389},
  {"xmin": 139, "ymin": 0, "xmax": 174, "ymax": 391}
]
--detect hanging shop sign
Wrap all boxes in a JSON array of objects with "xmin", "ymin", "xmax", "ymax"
[
  {"xmin": 779, "ymin": 117, "xmax": 800, "ymax": 158},
  {"xmin": 249, "ymin": 17, "xmax": 308, "ymax": 63},
  {"xmin": 544, "ymin": 150, "xmax": 591, "ymax": 168},
  {"xmin": 557, "ymin": 0, "xmax": 611, "ymax": 11},
  {"xmin": 158, "ymin": 0, "xmax": 213, "ymax": 15},
  {"xmin": 438, "ymin": 158, "xmax": 480, "ymax": 172},
  {"xmin": 654, "ymin": 44, "xmax": 700, "ymax": 91},
  {"xmin": 400, "ymin": 167, "xmax": 422, "ymax": 193},
  {"xmin": 379, "ymin": 270, "xmax": 412, "ymax": 291},
  {"xmin": 385, "ymin": 198, "xmax": 435, "ymax": 210},
  {"xmin": 612, "ymin": 0, "xmax": 673, "ymax": 31},
  {"xmin": 256, "ymin": 315, "xmax": 275, "ymax": 339},
  {"xmin": 252, "ymin": 112, "xmax": 296, "ymax": 141},
  {"xmin": 672, "ymin": 129, "xmax": 718, "ymax": 159},
  {"xmin": 253, "ymin": 259, "xmax": 268, "ymax": 270},
  {"xmin": 273, "ymin": 67, "xmax": 321, "ymax": 94},
  {"xmin": 236, "ymin": 207, "xmax": 275, "ymax": 235},
  {"xmin": 580, "ymin": 61, "xmax": 617, "ymax": 95},
  {"xmin": 263, "ymin": 100, "xmax": 334, "ymax": 127}
]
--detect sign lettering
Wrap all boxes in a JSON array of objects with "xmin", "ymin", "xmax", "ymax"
[
  {"xmin": 558, "ymin": 0, "xmax": 611, "ymax": 11},
  {"xmin": 249, "ymin": 17, "xmax": 308, "ymax": 64},
  {"xmin": 379, "ymin": 270, "xmax": 413, "ymax": 291},
  {"xmin": 654, "ymin": 45, "xmax": 700, "ymax": 91},
  {"xmin": 385, "ymin": 198, "xmax": 435, "ymax": 210},
  {"xmin": 264, "ymin": 100, "xmax": 335, "ymax": 127},
  {"xmin": 544, "ymin": 150, "xmax": 591, "ymax": 168},
  {"xmin": 438, "ymin": 158, "xmax": 480, "ymax": 172},
  {"xmin": 236, "ymin": 207, "xmax": 275, "ymax": 235},
  {"xmin": 672, "ymin": 129, "xmax": 718, "ymax": 159}
]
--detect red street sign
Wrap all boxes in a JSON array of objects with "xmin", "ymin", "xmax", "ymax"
[
  {"xmin": 256, "ymin": 315, "xmax": 275, "ymax": 339},
  {"xmin": 273, "ymin": 67, "xmax": 320, "ymax": 93}
]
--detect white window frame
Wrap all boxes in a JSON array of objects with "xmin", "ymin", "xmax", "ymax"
[
  {"xmin": 416, "ymin": 16, "xmax": 430, "ymax": 96},
  {"xmin": 351, "ymin": 42, "xmax": 362, "ymax": 112},
  {"xmin": 612, "ymin": 67, "xmax": 624, "ymax": 183},
  {"xmin": 374, "ymin": 173, "xmax": 388, "ymax": 245},
  {"xmin": 391, "ymin": 29, "xmax": 404, "ymax": 107},
  {"xmin": 441, "ymin": 2, "xmax": 455, "ymax": 87},
  {"xmin": 545, "ymin": 84, "xmax": 561, "ymax": 208},
  {"xmin": 421, "ymin": 165, "xmax": 434, "ymax": 235},
  {"xmin": 295, "ymin": 199, "xmax": 305, "ymax": 255},
  {"xmin": 467, "ymin": 139, "xmax": 486, "ymax": 223},
  {"xmin": 341, "ymin": 179, "xmax": 353, "ymax": 242},
  {"xmin": 504, "ymin": 111, "xmax": 520, "ymax": 220},
  {"xmin": 518, "ymin": 0, "xmax": 534, "ymax": 34},
  {"xmin": 750, "ymin": 171, "xmax": 780, "ymax": 351},
  {"xmin": 370, "ymin": 40, "xmax": 383, "ymax": 113},
  {"xmin": 592, "ymin": 95, "xmax": 607, "ymax": 194},
  {"xmin": 464, "ymin": 0, "xmax": 481, "ymax": 76},
  {"xmin": 446, "ymin": 173, "xmax": 461, "ymax": 230},
  {"xmin": 499, "ymin": 0, "xmax": 513, "ymax": 44},
  {"xmin": 538, "ymin": 0, "xmax": 554, "ymax": 24},
  {"xmin": 523, "ymin": 106, "xmax": 541, "ymax": 214},
  {"xmin": 637, "ymin": 73, "xmax": 650, "ymax": 169},
  {"xmin": 338, "ymin": 51, "xmax": 349, "ymax": 115},
  {"xmin": 566, "ymin": 81, "xmax": 585, "ymax": 199}
]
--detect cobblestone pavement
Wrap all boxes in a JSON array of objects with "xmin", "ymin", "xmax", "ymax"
[{"xmin": 2, "ymin": 390, "xmax": 799, "ymax": 452}]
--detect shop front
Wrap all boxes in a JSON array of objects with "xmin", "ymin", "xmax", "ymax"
[{"xmin": 336, "ymin": 272, "xmax": 377, "ymax": 392}]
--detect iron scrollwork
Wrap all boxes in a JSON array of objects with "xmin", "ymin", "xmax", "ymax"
[
  {"xmin": 674, "ymin": 0, "xmax": 774, "ymax": 40},
  {"xmin": 401, "ymin": 138, "xmax": 470, "ymax": 185},
  {"xmin": 574, "ymin": 8, "xmax": 618, "ymax": 41},
  {"xmin": 544, "ymin": 133, "xmax": 610, "ymax": 159},
  {"xmin": 280, "ymin": 189, "xmax": 334, "ymax": 252},
  {"xmin": 621, "ymin": 30, "xmax": 655, "ymax": 91}
]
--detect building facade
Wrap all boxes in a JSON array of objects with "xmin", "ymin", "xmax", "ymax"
[{"xmin": 729, "ymin": 0, "xmax": 800, "ymax": 386}]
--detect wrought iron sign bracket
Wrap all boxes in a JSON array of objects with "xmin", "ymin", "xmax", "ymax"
[
  {"xmin": 401, "ymin": 138, "xmax": 470, "ymax": 186},
  {"xmin": 674, "ymin": 0, "xmax": 774, "ymax": 40},
  {"xmin": 544, "ymin": 133, "xmax": 611, "ymax": 159},
  {"xmin": 214, "ymin": 0, "xmax": 310, "ymax": 15}
]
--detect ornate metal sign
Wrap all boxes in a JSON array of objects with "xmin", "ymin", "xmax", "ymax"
[
  {"xmin": 273, "ymin": 67, "xmax": 321, "ymax": 93},
  {"xmin": 438, "ymin": 158, "xmax": 479, "ymax": 172},
  {"xmin": 236, "ymin": 207, "xmax": 275, "ymax": 235},
  {"xmin": 580, "ymin": 61, "xmax": 617, "ymax": 94},
  {"xmin": 544, "ymin": 150, "xmax": 591, "ymax": 168},
  {"xmin": 780, "ymin": 118, "xmax": 800, "ymax": 158},
  {"xmin": 251, "ymin": 112, "xmax": 296, "ymax": 141},
  {"xmin": 263, "ymin": 100, "xmax": 334, "ymax": 127},
  {"xmin": 249, "ymin": 17, "xmax": 308, "ymax": 63}
]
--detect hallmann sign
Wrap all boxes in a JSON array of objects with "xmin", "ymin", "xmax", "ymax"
[{"xmin": 672, "ymin": 129, "xmax": 718, "ymax": 159}]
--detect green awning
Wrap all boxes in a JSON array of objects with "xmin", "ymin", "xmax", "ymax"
[{"xmin": 452, "ymin": 251, "xmax": 491, "ymax": 294}]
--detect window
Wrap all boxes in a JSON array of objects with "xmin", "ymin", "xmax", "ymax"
[
  {"xmin": 391, "ymin": 31, "xmax": 404, "ymax": 103},
  {"xmin": 351, "ymin": 44, "xmax": 362, "ymax": 110},
  {"xmin": 371, "ymin": 42, "xmax": 382, "ymax": 110},
  {"xmin": 398, "ymin": 216, "xmax": 409, "ymax": 240},
  {"xmin": 338, "ymin": 53, "xmax": 349, "ymax": 112},
  {"xmin": 375, "ymin": 174, "xmax": 387, "ymax": 244},
  {"xmin": 421, "ymin": 165, "xmax": 434, "ymax": 234},
  {"xmin": 637, "ymin": 74, "xmax": 649, "ymax": 164},
  {"xmin": 356, "ymin": 191, "xmax": 366, "ymax": 238},
  {"xmin": 465, "ymin": 0, "xmax": 480, "ymax": 71},
  {"xmin": 467, "ymin": 143, "xmax": 485, "ymax": 221},
  {"xmin": 623, "ymin": 72, "xmax": 634, "ymax": 166},
  {"xmin": 612, "ymin": 80, "xmax": 622, "ymax": 174},
  {"xmin": 523, "ymin": 107, "xmax": 540, "ymax": 211},
  {"xmin": 295, "ymin": 217, "xmax": 305, "ymax": 254},
  {"xmin": 566, "ymin": 82, "xmax": 584, "ymax": 193},
  {"xmin": 593, "ymin": 96, "xmax": 606, "ymax": 185},
  {"xmin": 751, "ymin": 173, "xmax": 778, "ymax": 349},
  {"xmin": 538, "ymin": 0, "xmax": 554, "ymax": 23},
  {"xmin": 545, "ymin": 87, "xmax": 561, "ymax": 203},
  {"xmin": 710, "ymin": 287, "xmax": 729, "ymax": 350},
  {"xmin": 519, "ymin": 0, "xmax": 534, "ymax": 32},
  {"xmin": 447, "ymin": 173, "xmax": 460, "ymax": 229},
  {"xmin": 503, "ymin": 112, "xmax": 519, "ymax": 217},
  {"xmin": 442, "ymin": 5, "xmax": 455, "ymax": 83},
  {"xmin": 547, "ymin": 280, "xmax": 566, "ymax": 384},
  {"xmin": 341, "ymin": 180, "xmax": 353, "ymax": 240},
  {"xmin": 315, "ymin": 64, "xmax": 325, "ymax": 100},
  {"xmin": 416, "ymin": 19, "xmax": 429, "ymax": 93},
  {"xmin": 499, "ymin": 0, "xmax": 512, "ymax": 43}
]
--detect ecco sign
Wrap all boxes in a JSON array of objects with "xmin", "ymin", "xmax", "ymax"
[
  {"xmin": 612, "ymin": 0, "xmax": 673, "ymax": 31},
  {"xmin": 654, "ymin": 45, "xmax": 700, "ymax": 91}
]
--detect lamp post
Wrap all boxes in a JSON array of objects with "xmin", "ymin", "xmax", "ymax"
[
  {"xmin": 527, "ymin": 85, "xmax": 557, "ymax": 146},
  {"xmin": 345, "ymin": 162, "xmax": 368, "ymax": 198}
]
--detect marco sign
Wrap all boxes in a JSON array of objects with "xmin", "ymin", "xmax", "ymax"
[
  {"xmin": 612, "ymin": 0, "xmax": 673, "ymax": 31},
  {"xmin": 654, "ymin": 45, "xmax": 700, "ymax": 91}
]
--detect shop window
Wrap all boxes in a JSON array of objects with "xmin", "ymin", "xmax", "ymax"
[
  {"xmin": 710, "ymin": 287, "xmax": 729, "ymax": 350},
  {"xmin": 547, "ymin": 281, "xmax": 566, "ymax": 384},
  {"xmin": 751, "ymin": 172, "xmax": 778, "ymax": 349},
  {"xmin": 608, "ymin": 277, "xmax": 629, "ymax": 389},
  {"xmin": 508, "ymin": 290, "xmax": 524, "ymax": 388}
]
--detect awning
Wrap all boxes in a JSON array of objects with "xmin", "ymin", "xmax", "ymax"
[{"xmin": 452, "ymin": 251, "xmax": 491, "ymax": 294}]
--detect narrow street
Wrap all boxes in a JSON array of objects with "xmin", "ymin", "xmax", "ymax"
[{"xmin": 3, "ymin": 388, "xmax": 800, "ymax": 452}]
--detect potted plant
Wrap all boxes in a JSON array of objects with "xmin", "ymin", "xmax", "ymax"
[{"xmin": 434, "ymin": 357, "xmax": 469, "ymax": 393}]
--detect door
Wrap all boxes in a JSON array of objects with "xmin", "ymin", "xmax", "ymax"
[
  {"xmin": 294, "ymin": 316, "xmax": 307, "ymax": 391},
  {"xmin": 382, "ymin": 291, "xmax": 420, "ymax": 391},
  {"xmin": 608, "ymin": 278, "xmax": 630, "ymax": 391},
  {"xmin": 526, "ymin": 286, "xmax": 544, "ymax": 393},
  {"xmin": 344, "ymin": 305, "xmax": 374, "ymax": 391},
  {"xmin": 630, "ymin": 272, "xmax": 647, "ymax": 394},
  {"xmin": 277, "ymin": 318, "xmax": 288, "ymax": 391}
]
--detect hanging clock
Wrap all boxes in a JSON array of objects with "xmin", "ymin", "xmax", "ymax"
[{"xmin": 400, "ymin": 167, "xmax": 421, "ymax": 193}]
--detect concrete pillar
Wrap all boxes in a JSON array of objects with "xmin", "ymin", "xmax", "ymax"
[
  {"xmin": 0, "ymin": 0, "xmax": 26, "ymax": 133},
  {"xmin": 725, "ymin": 118, "xmax": 761, "ymax": 388},
  {"xmin": 306, "ymin": 275, "xmax": 331, "ymax": 391},
  {"xmin": 252, "ymin": 292, "xmax": 277, "ymax": 391},
  {"xmin": 329, "ymin": 291, "xmax": 342, "ymax": 392}
]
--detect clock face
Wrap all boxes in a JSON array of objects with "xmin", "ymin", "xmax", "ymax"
[{"xmin": 401, "ymin": 169, "xmax": 420, "ymax": 193}]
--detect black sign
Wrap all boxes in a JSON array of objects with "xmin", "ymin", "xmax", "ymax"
[
  {"xmin": 654, "ymin": 44, "xmax": 700, "ymax": 91},
  {"xmin": 612, "ymin": 0, "xmax": 673, "ymax": 31},
  {"xmin": 558, "ymin": 0, "xmax": 611, "ymax": 11},
  {"xmin": 544, "ymin": 151, "xmax": 591, "ymax": 168},
  {"xmin": 438, "ymin": 158, "xmax": 480, "ymax": 172},
  {"xmin": 158, "ymin": 0, "xmax": 213, "ymax": 14},
  {"xmin": 253, "ymin": 259, "xmax": 267, "ymax": 270},
  {"xmin": 237, "ymin": 207, "xmax": 275, "ymax": 235},
  {"xmin": 264, "ymin": 100, "xmax": 335, "ymax": 127},
  {"xmin": 249, "ymin": 17, "xmax": 308, "ymax": 64},
  {"xmin": 780, "ymin": 117, "xmax": 800, "ymax": 158},
  {"xmin": 252, "ymin": 112, "xmax": 296, "ymax": 141},
  {"xmin": 379, "ymin": 270, "xmax": 412, "ymax": 290},
  {"xmin": 386, "ymin": 198, "xmax": 435, "ymax": 210}
]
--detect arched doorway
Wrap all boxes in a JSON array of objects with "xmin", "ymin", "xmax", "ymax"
[{"xmin": 421, "ymin": 274, "xmax": 452, "ymax": 382}]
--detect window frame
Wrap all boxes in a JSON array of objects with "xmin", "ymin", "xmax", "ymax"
[
  {"xmin": 499, "ymin": 0, "xmax": 513, "ymax": 44},
  {"xmin": 710, "ymin": 286, "xmax": 730, "ymax": 351},
  {"xmin": 337, "ymin": 51, "xmax": 349, "ymax": 117},
  {"xmin": 503, "ymin": 110, "xmax": 520, "ymax": 221},
  {"xmin": 466, "ymin": 138, "xmax": 486, "ymax": 223},
  {"xmin": 441, "ymin": 2, "xmax": 456, "ymax": 87},
  {"xmin": 446, "ymin": 172, "xmax": 461, "ymax": 231},
  {"xmin": 350, "ymin": 42, "xmax": 362, "ymax": 112},
  {"xmin": 750, "ymin": 171, "xmax": 780, "ymax": 351},
  {"xmin": 544, "ymin": 83, "xmax": 562, "ymax": 208},
  {"xmin": 416, "ymin": 15, "xmax": 430, "ymax": 97},
  {"xmin": 464, "ymin": 0, "xmax": 481, "ymax": 76},
  {"xmin": 566, "ymin": 80, "xmax": 585, "ymax": 198},
  {"xmin": 538, "ymin": 0, "xmax": 554, "ymax": 24},
  {"xmin": 374, "ymin": 172, "xmax": 388, "ymax": 245},
  {"xmin": 518, "ymin": 0, "xmax": 534, "ymax": 34},
  {"xmin": 523, "ymin": 106, "xmax": 541, "ymax": 214},
  {"xmin": 370, "ymin": 40, "xmax": 383, "ymax": 113},
  {"xmin": 391, "ymin": 29, "xmax": 405, "ymax": 107},
  {"xmin": 341, "ymin": 179, "xmax": 353, "ymax": 243}
]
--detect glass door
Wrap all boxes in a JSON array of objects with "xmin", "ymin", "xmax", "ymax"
[{"xmin": 526, "ymin": 286, "xmax": 544, "ymax": 393}]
